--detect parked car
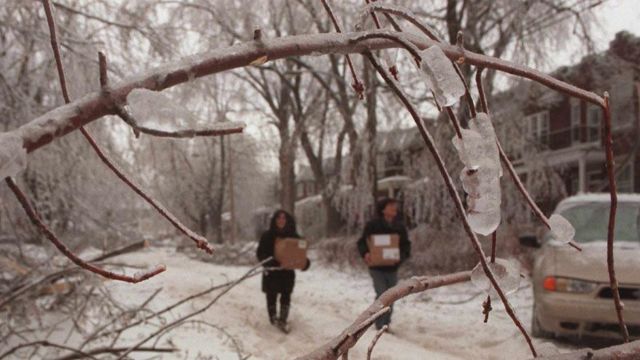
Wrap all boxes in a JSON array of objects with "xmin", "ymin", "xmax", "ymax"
[{"xmin": 522, "ymin": 193, "xmax": 640, "ymax": 340}]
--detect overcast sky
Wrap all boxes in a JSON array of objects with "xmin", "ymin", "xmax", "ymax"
[{"xmin": 552, "ymin": 0, "xmax": 640, "ymax": 69}]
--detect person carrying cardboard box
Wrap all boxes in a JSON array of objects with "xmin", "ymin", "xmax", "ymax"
[
  {"xmin": 357, "ymin": 198, "xmax": 411, "ymax": 331},
  {"xmin": 256, "ymin": 209, "xmax": 310, "ymax": 333}
]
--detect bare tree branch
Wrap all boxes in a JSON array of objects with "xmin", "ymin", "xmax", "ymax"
[
  {"xmin": 299, "ymin": 271, "xmax": 471, "ymax": 360},
  {"xmin": 366, "ymin": 324, "xmax": 388, "ymax": 360},
  {"xmin": 5, "ymin": 177, "xmax": 166, "ymax": 283},
  {"xmin": 10, "ymin": 31, "xmax": 604, "ymax": 156},
  {"xmin": 602, "ymin": 92, "xmax": 629, "ymax": 342}
]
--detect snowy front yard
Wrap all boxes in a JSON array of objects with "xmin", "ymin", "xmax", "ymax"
[{"xmin": 89, "ymin": 246, "xmax": 570, "ymax": 360}]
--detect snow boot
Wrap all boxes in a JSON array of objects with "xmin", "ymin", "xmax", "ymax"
[
  {"xmin": 277, "ymin": 304, "xmax": 291, "ymax": 333},
  {"xmin": 267, "ymin": 303, "xmax": 277, "ymax": 325}
]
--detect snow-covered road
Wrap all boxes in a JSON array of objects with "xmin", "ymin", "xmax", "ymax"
[{"xmin": 104, "ymin": 247, "xmax": 567, "ymax": 359}]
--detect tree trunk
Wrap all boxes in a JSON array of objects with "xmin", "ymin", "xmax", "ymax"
[
  {"xmin": 322, "ymin": 192, "xmax": 343, "ymax": 235},
  {"xmin": 214, "ymin": 136, "xmax": 226, "ymax": 243},
  {"xmin": 279, "ymin": 126, "xmax": 296, "ymax": 213}
]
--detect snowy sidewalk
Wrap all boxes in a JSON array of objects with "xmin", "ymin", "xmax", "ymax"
[{"xmin": 105, "ymin": 247, "xmax": 563, "ymax": 359}]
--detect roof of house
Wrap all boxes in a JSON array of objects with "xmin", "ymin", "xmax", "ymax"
[{"xmin": 492, "ymin": 31, "xmax": 640, "ymax": 116}]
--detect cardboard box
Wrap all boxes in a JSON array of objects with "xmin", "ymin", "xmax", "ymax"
[
  {"xmin": 367, "ymin": 234, "xmax": 400, "ymax": 266},
  {"xmin": 274, "ymin": 238, "xmax": 308, "ymax": 270}
]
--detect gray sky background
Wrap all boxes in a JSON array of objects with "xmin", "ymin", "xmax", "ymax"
[{"xmin": 552, "ymin": 0, "xmax": 640, "ymax": 69}]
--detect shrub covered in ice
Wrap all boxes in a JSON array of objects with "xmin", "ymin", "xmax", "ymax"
[{"xmin": 0, "ymin": 132, "xmax": 27, "ymax": 179}]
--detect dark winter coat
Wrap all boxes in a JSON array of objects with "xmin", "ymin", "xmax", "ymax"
[
  {"xmin": 357, "ymin": 217, "xmax": 411, "ymax": 272},
  {"xmin": 256, "ymin": 211, "xmax": 310, "ymax": 294}
]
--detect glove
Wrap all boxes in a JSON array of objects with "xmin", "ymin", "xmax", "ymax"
[{"xmin": 302, "ymin": 258, "xmax": 311, "ymax": 271}]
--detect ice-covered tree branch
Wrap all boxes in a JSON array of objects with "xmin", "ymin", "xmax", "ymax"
[
  {"xmin": 9, "ymin": 30, "xmax": 603, "ymax": 155},
  {"xmin": 5, "ymin": 177, "xmax": 166, "ymax": 284},
  {"xmin": 298, "ymin": 271, "xmax": 471, "ymax": 360}
]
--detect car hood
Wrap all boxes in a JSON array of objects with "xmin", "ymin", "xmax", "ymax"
[{"xmin": 552, "ymin": 241, "xmax": 640, "ymax": 285}]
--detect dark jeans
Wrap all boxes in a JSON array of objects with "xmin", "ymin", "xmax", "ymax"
[
  {"xmin": 369, "ymin": 269, "xmax": 398, "ymax": 329},
  {"xmin": 266, "ymin": 291, "xmax": 291, "ymax": 324}
]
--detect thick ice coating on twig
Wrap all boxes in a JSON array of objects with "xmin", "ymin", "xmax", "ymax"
[
  {"xmin": 452, "ymin": 113, "xmax": 502, "ymax": 235},
  {"xmin": 0, "ymin": 132, "xmax": 27, "ymax": 179},
  {"xmin": 419, "ymin": 46, "xmax": 466, "ymax": 107},
  {"xmin": 471, "ymin": 257, "xmax": 521, "ymax": 297},
  {"xmin": 548, "ymin": 214, "xmax": 575, "ymax": 244},
  {"xmin": 127, "ymin": 88, "xmax": 197, "ymax": 131},
  {"xmin": 469, "ymin": 113, "xmax": 503, "ymax": 177}
]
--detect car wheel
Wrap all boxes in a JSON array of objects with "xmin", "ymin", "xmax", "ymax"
[{"xmin": 531, "ymin": 303, "xmax": 554, "ymax": 339}]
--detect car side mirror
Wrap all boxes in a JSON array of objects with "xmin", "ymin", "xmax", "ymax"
[{"xmin": 519, "ymin": 234, "xmax": 540, "ymax": 248}]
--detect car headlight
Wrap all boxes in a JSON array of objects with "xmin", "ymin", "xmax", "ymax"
[{"xmin": 543, "ymin": 276, "xmax": 599, "ymax": 293}]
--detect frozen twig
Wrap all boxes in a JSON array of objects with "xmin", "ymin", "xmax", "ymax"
[
  {"xmin": 0, "ymin": 240, "xmax": 150, "ymax": 310},
  {"xmin": 0, "ymin": 341, "xmax": 174, "ymax": 360},
  {"xmin": 332, "ymin": 307, "xmax": 390, "ymax": 354},
  {"xmin": 0, "ymin": 341, "xmax": 98, "ymax": 360},
  {"xmin": 115, "ymin": 259, "xmax": 269, "ymax": 359},
  {"xmin": 114, "ymin": 105, "xmax": 244, "ymax": 139},
  {"xmin": 482, "ymin": 296, "xmax": 492, "ymax": 323},
  {"xmin": 476, "ymin": 67, "xmax": 489, "ymax": 113},
  {"xmin": 319, "ymin": 0, "xmax": 364, "ymax": 99},
  {"xmin": 362, "ymin": 3, "xmax": 442, "ymax": 41},
  {"xmin": 79, "ymin": 287, "xmax": 162, "ymax": 349},
  {"xmin": 362, "ymin": 52, "xmax": 537, "ymax": 357},
  {"xmin": 150, "ymin": 320, "xmax": 246, "ymax": 360},
  {"xmin": 482, "ymin": 231, "xmax": 497, "ymax": 323},
  {"xmin": 5, "ymin": 178, "xmax": 166, "ymax": 283},
  {"xmin": 298, "ymin": 271, "xmax": 471, "ymax": 360},
  {"xmin": 602, "ymin": 92, "xmax": 629, "ymax": 342},
  {"xmin": 362, "ymin": 0, "xmax": 399, "ymax": 79},
  {"xmin": 99, "ymin": 52, "xmax": 244, "ymax": 139},
  {"xmin": 53, "ymin": 346, "xmax": 175, "ymax": 360},
  {"xmin": 366, "ymin": 324, "xmax": 388, "ymax": 360},
  {"xmin": 91, "ymin": 266, "xmax": 265, "ymax": 344}
]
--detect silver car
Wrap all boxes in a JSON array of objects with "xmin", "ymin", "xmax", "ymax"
[{"xmin": 522, "ymin": 193, "xmax": 640, "ymax": 339}]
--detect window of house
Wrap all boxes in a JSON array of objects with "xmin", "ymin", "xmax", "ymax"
[
  {"xmin": 587, "ymin": 105, "xmax": 602, "ymax": 142},
  {"xmin": 617, "ymin": 161, "xmax": 634, "ymax": 193},
  {"xmin": 526, "ymin": 111, "xmax": 550, "ymax": 147},
  {"xmin": 571, "ymin": 100, "xmax": 581, "ymax": 144}
]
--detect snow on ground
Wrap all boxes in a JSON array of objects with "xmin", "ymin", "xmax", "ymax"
[{"xmin": 93, "ymin": 246, "xmax": 572, "ymax": 360}]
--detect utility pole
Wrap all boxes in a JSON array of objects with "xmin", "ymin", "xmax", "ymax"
[{"xmin": 228, "ymin": 136, "xmax": 237, "ymax": 243}]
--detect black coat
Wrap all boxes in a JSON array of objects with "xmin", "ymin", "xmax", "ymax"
[
  {"xmin": 256, "ymin": 230, "xmax": 310, "ymax": 294},
  {"xmin": 357, "ymin": 217, "xmax": 411, "ymax": 272}
]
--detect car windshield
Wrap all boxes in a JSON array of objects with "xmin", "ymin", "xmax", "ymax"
[{"xmin": 557, "ymin": 202, "xmax": 640, "ymax": 243}]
